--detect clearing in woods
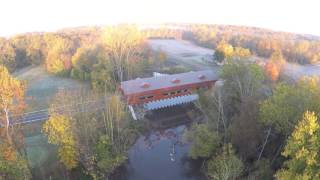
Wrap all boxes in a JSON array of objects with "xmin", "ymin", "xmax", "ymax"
[
  {"xmin": 14, "ymin": 66, "xmax": 88, "ymax": 110},
  {"xmin": 148, "ymin": 39, "xmax": 217, "ymax": 71}
]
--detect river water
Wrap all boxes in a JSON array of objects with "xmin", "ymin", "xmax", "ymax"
[{"xmin": 113, "ymin": 106, "xmax": 205, "ymax": 180}]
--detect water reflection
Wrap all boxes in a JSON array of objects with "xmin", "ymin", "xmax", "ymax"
[
  {"xmin": 115, "ymin": 125, "xmax": 204, "ymax": 180},
  {"xmin": 112, "ymin": 104, "xmax": 204, "ymax": 180},
  {"xmin": 122, "ymin": 125, "xmax": 200, "ymax": 180}
]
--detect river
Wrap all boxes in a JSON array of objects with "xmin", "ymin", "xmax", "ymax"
[{"xmin": 112, "ymin": 105, "xmax": 205, "ymax": 180}]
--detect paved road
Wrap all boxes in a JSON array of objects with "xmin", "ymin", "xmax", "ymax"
[{"xmin": 6, "ymin": 98, "xmax": 107, "ymax": 126}]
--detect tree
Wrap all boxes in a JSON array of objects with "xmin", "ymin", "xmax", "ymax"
[
  {"xmin": 71, "ymin": 44, "xmax": 103, "ymax": 80},
  {"xmin": 95, "ymin": 135, "xmax": 126, "ymax": 175},
  {"xmin": 0, "ymin": 142, "xmax": 31, "ymax": 180},
  {"xmin": 248, "ymin": 158, "xmax": 274, "ymax": 180},
  {"xmin": 0, "ymin": 65, "xmax": 26, "ymax": 141},
  {"xmin": 229, "ymin": 97, "xmax": 264, "ymax": 161},
  {"xmin": 91, "ymin": 60, "xmax": 117, "ymax": 92},
  {"xmin": 0, "ymin": 65, "xmax": 30, "ymax": 179},
  {"xmin": 220, "ymin": 59, "xmax": 265, "ymax": 102},
  {"xmin": 270, "ymin": 50, "xmax": 286, "ymax": 66},
  {"xmin": 260, "ymin": 77, "xmax": 320, "ymax": 135},
  {"xmin": 12, "ymin": 34, "xmax": 46, "ymax": 66},
  {"xmin": 44, "ymin": 34, "xmax": 76, "ymax": 75},
  {"xmin": 264, "ymin": 50, "xmax": 285, "ymax": 82},
  {"xmin": 0, "ymin": 39, "xmax": 16, "ymax": 72},
  {"xmin": 264, "ymin": 61, "xmax": 280, "ymax": 82},
  {"xmin": 101, "ymin": 25, "xmax": 146, "ymax": 82},
  {"xmin": 184, "ymin": 124, "xmax": 220, "ymax": 159},
  {"xmin": 102, "ymin": 95, "xmax": 136, "ymax": 153},
  {"xmin": 233, "ymin": 47, "xmax": 251, "ymax": 58},
  {"xmin": 214, "ymin": 41, "xmax": 234, "ymax": 63},
  {"xmin": 275, "ymin": 111, "xmax": 320, "ymax": 179},
  {"xmin": 156, "ymin": 48, "xmax": 167, "ymax": 69},
  {"xmin": 207, "ymin": 144, "xmax": 244, "ymax": 180},
  {"xmin": 42, "ymin": 113, "xmax": 78, "ymax": 170},
  {"xmin": 42, "ymin": 89, "xmax": 137, "ymax": 177}
]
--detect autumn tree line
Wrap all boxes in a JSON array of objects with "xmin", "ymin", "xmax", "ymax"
[
  {"xmin": 0, "ymin": 25, "xmax": 155, "ymax": 91},
  {"xmin": 143, "ymin": 24, "xmax": 320, "ymax": 65},
  {"xmin": 1, "ymin": 24, "xmax": 319, "ymax": 81},
  {"xmin": 183, "ymin": 24, "xmax": 320, "ymax": 65}
]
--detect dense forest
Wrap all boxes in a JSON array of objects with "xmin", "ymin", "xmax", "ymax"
[{"xmin": 1, "ymin": 24, "xmax": 320, "ymax": 179}]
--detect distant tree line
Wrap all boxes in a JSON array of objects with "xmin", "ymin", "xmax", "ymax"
[
  {"xmin": 2, "ymin": 24, "xmax": 319, "ymax": 79},
  {"xmin": 182, "ymin": 24, "xmax": 320, "ymax": 64},
  {"xmin": 142, "ymin": 24, "xmax": 320, "ymax": 65},
  {"xmin": 0, "ymin": 25, "xmax": 152, "ymax": 92}
]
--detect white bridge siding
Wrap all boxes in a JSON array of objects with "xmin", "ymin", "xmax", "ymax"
[{"xmin": 144, "ymin": 94, "xmax": 199, "ymax": 110}]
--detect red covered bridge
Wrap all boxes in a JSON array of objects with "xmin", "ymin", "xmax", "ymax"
[{"xmin": 120, "ymin": 70, "xmax": 218, "ymax": 110}]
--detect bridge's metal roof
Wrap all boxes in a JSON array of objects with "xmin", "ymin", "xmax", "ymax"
[{"xmin": 120, "ymin": 70, "xmax": 218, "ymax": 95}]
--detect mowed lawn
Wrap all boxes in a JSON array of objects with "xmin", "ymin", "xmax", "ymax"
[{"xmin": 14, "ymin": 66, "xmax": 89, "ymax": 110}]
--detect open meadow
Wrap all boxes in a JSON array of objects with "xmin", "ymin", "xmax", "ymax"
[{"xmin": 14, "ymin": 66, "xmax": 89, "ymax": 110}]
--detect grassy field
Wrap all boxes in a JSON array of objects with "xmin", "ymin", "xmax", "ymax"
[
  {"xmin": 14, "ymin": 66, "xmax": 89, "ymax": 110},
  {"xmin": 148, "ymin": 39, "xmax": 216, "ymax": 71}
]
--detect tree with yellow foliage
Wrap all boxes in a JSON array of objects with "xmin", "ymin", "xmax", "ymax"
[
  {"xmin": 101, "ymin": 25, "xmax": 146, "ymax": 82},
  {"xmin": 0, "ymin": 65, "xmax": 30, "ymax": 179},
  {"xmin": 44, "ymin": 34, "xmax": 76, "ymax": 75},
  {"xmin": 42, "ymin": 113, "xmax": 78, "ymax": 170},
  {"xmin": 156, "ymin": 48, "xmax": 167, "ymax": 69},
  {"xmin": 233, "ymin": 47, "xmax": 251, "ymax": 58},
  {"xmin": 214, "ymin": 41, "xmax": 234, "ymax": 63},
  {"xmin": 0, "ymin": 65, "xmax": 26, "ymax": 141},
  {"xmin": 0, "ymin": 39, "xmax": 16, "ymax": 72},
  {"xmin": 275, "ymin": 111, "xmax": 320, "ymax": 180}
]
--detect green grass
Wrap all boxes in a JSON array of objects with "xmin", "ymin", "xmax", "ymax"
[
  {"xmin": 25, "ymin": 134, "xmax": 56, "ymax": 168},
  {"xmin": 14, "ymin": 65, "xmax": 89, "ymax": 110}
]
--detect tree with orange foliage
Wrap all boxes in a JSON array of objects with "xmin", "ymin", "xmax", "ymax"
[
  {"xmin": 0, "ymin": 65, "xmax": 30, "ymax": 179},
  {"xmin": 264, "ymin": 61, "xmax": 280, "ymax": 81},
  {"xmin": 0, "ymin": 65, "xmax": 26, "ymax": 141},
  {"xmin": 0, "ymin": 141, "xmax": 31, "ymax": 179},
  {"xmin": 264, "ymin": 50, "xmax": 286, "ymax": 82}
]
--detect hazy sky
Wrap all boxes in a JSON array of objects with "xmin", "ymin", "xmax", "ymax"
[{"xmin": 0, "ymin": 0, "xmax": 319, "ymax": 36}]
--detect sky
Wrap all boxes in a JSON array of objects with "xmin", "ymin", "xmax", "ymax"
[{"xmin": 0, "ymin": 0, "xmax": 319, "ymax": 37}]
